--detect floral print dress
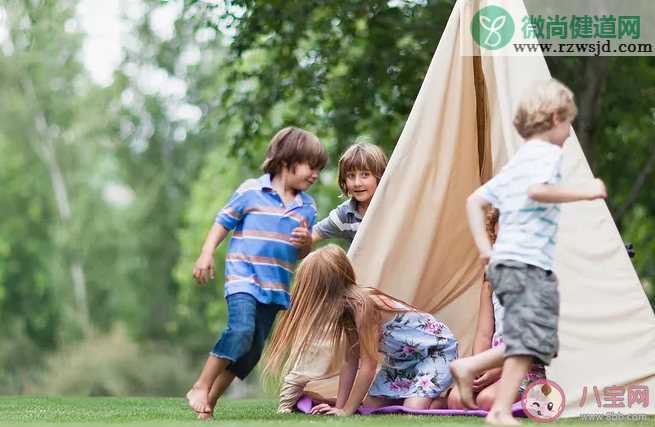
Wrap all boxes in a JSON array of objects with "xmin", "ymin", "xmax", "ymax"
[{"xmin": 368, "ymin": 310, "xmax": 458, "ymax": 399}]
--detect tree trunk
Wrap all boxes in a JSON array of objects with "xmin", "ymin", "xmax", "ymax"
[
  {"xmin": 575, "ymin": 56, "xmax": 610, "ymax": 170},
  {"xmin": 614, "ymin": 143, "xmax": 655, "ymax": 228},
  {"xmin": 22, "ymin": 78, "xmax": 91, "ymax": 335}
]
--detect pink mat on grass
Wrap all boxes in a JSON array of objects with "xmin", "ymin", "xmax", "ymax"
[{"xmin": 296, "ymin": 395, "xmax": 526, "ymax": 417}]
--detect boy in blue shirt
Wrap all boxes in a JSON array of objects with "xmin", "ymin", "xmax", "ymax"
[{"xmin": 187, "ymin": 127, "xmax": 327, "ymax": 418}]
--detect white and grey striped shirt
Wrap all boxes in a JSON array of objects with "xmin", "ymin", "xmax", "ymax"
[
  {"xmin": 475, "ymin": 139, "xmax": 563, "ymax": 271},
  {"xmin": 314, "ymin": 198, "xmax": 362, "ymax": 243}
]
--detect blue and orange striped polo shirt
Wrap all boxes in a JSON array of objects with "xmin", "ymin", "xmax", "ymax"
[{"xmin": 215, "ymin": 174, "xmax": 317, "ymax": 308}]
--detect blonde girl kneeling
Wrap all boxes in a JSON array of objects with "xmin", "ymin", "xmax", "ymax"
[{"xmin": 264, "ymin": 245, "xmax": 458, "ymax": 415}]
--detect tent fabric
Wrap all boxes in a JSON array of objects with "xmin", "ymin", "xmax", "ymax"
[
  {"xmin": 280, "ymin": 0, "xmax": 655, "ymax": 417},
  {"xmin": 295, "ymin": 395, "xmax": 526, "ymax": 417}
]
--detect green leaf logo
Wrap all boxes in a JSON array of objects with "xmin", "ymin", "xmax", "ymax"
[{"xmin": 471, "ymin": 5, "xmax": 515, "ymax": 50}]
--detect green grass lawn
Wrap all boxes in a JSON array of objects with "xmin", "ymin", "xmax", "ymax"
[{"xmin": 0, "ymin": 397, "xmax": 650, "ymax": 427}]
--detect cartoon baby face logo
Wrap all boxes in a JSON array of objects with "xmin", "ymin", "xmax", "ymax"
[{"xmin": 522, "ymin": 379, "xmax": 566, "ymax": 422}]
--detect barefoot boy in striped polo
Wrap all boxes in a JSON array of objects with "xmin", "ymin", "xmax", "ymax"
[{"xmin": 186, "ymin": 127, "xmax": 327, "ymax": 419}]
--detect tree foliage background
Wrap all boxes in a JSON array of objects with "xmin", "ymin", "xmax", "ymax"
[{"xmin": 0, "ymin": 0, "xmax": 653, "ymax": 395}]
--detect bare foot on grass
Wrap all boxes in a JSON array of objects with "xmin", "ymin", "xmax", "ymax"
[
  {"xmin": 186, "ymin": 386, "xmax": 211, "ymax": 414},
  {"xmin": 197, "ymin": 410, "xmax": 214, "ymax": 420}
]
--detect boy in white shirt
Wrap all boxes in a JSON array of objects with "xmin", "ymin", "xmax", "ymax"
[{"xmin": 450, "ymin": 79, "xmax": 607, "ymax": 425}]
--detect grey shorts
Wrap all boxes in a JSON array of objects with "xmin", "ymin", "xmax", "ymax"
[{"xmin": 486, "ymin": 260, "xmax": 560, "ymax": 365}]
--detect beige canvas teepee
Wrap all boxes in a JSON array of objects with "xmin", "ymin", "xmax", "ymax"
[{"xmin": 282, "ymin": 0, "xmax": 655, "ymax": 417}]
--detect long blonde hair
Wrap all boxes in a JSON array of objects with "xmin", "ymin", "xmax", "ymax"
[{"xmin": 263, "ymin": 244, "xmax": 407, "ymax": 379}]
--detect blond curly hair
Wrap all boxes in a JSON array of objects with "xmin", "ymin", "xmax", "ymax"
[{"xmin": 513, "ymin": 79, "xmax": 578, "ymax": 139}]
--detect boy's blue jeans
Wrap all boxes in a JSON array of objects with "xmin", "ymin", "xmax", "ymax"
[{"xmin": 210, "ymin": 292, "xmax": 281, "ymax": 380}]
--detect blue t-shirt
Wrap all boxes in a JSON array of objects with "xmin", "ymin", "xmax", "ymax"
[{"xmin": 215, "ymin": 174, "xmax": 317, "ymax": 308}]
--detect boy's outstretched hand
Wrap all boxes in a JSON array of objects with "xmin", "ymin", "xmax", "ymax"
[
  {"xmin": 290, "ymin": 226, "xmax": 311, "ymax": 248},
  {"xmin": 192, "ymin": 252, "xmax": 215, "ymax": 285}
]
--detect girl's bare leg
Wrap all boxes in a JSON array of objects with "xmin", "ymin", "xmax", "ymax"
[
  {"xmin": 447, "ymin": 386, "xmax": 468, "ymax": 409},
  {"xmin": 450, "ymin": 346, "xmax": 504, "ymax": 408},
  {"xmin": 485, "ymin": 355, "xmax": 531, "ymax": 426},
  {"xmin": 403, "ymin": 397, "xmax": 433, "ymax": 410},
  {"xmin": 429, "ymin": 396, "xmax": 448, "ymax": 409},
  {"xmin": 476, "ymin": 380, "xmax": 500, "ymax": 411}
]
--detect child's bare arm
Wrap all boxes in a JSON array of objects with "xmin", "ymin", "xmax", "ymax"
[
  {"xmin": 471, "ymin": 281, "xmax": 503, "ymax": 391},
  {"xmin": 473, "ymin": 281, "xmax": 494, "ymax": 355},
  {"xmin": 311, "ymin": 230, "xmax": 323, "ymax": 244},
  {"xmin": 310, "ymin": 352, "xmax": 376, "ymax": 416},
  {"xmin": 335, "ymin": 341, "xmax": 360, "ymax": 409},
  {"xmin": 466, "ymin": 193, "xmax": 493, "ymax": 263},
  {"xmin": 192, "ymin": 223, "xmax": 229, "ymax": 285},
  {"xmin": 528, "ymin": 178, "xmax": 607, "ymax": 203},
  {"xmin": 339, "ymin": 315, "xmax": 379, "ymax": 416},
  {"xmin": 311, "ymin": 320, "xmax": 378, "ymax": 416},
  {"xmin": 340, "ymin": 354, "xmax": 377, "ymax": 415}
]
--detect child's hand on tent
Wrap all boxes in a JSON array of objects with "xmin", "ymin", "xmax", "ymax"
[{"xmin": 472, "ymin": 367, "xmax": 502, "ymax": 392}]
